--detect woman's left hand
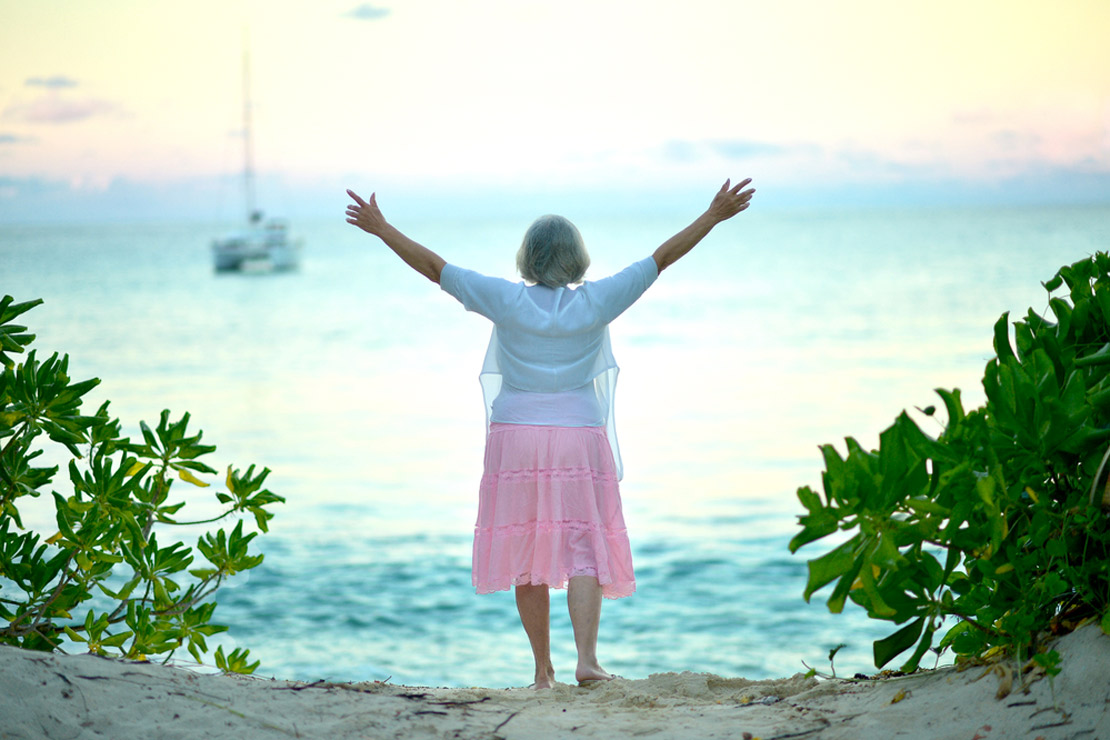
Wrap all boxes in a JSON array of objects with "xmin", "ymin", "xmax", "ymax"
[
  {"xmin": 705, "ymin": 178, "xmax": 755, "ymax": 224},
  {"xmin": 346, "ymin": 189, "xmax": 388, "ymax": 236}
]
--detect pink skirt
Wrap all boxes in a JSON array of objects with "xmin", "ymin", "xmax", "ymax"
[{"xmin": 472, "ymin": 423, "xmax": 635, "ymax": 599}]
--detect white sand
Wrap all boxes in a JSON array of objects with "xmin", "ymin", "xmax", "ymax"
[{"xmin": 2, "ymin": 624, "xmax": 1108, "ymax": 739}]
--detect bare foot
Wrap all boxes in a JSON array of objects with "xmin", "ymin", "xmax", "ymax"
[
  {"xmin": 575, "ymin": 662, "xmax": 614, "ymax": 685},
  {"xmin": 530, "ymin": 666, "xmax": 556, "ymax": 690}
]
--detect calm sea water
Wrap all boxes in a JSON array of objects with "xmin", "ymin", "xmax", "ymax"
[{"xmin": 2, "ymin": 204, "xmax": 1108, "ymax": 687}]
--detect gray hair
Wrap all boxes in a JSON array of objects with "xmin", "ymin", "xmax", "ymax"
[{"xmin": 516, "ymin": 215, "xmax": 590, "ymax": 287}]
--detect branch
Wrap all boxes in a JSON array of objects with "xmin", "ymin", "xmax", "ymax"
[
  {"xmin": 152, "ymin": 575, "xmax": 224, "ymax": 618},
  {"xmin": 1088, "ymin": 443, "xmax": 1110, "ymax": 506},
  {"xmin": 159, "ymin": 511, "xmax": 237, "ymax": 527},
  {"xmin": 141, "ymin": 461, "xmax": 172, "ymax": 541},
  {"xmin": 0, "ymin": 420, "xmax": 32, "ymax": 459},
  {"xmin": 101, "ymin": 572, "xmax": 224, "ymax": 626},
  {"xmin": 938, "ymin": 609, "xmax": 994, "ymax": 636},
  {"xmin": 8, "ymin": 552, "xmax": 76, "ymax": 634},
  {"xmin": 0, "ymin": 422, "xmax": 33, "ymax": 509}
]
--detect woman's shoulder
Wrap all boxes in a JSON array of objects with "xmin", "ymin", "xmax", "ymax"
[
  {"xmin": 581, "ymin": 257, "xmax": 659, "ymax": 291},
  {"xmin": 441, "ymin": 264, "xmax": 528, "ymax": 320},
  {"xmin": 444, "ymin": 264, "xmax": 523, "ymax": 290}
]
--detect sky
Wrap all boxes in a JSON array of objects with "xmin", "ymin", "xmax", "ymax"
[{"xmin": 1, "ymin": 0, "xmax": 1109, "ymax": 221}]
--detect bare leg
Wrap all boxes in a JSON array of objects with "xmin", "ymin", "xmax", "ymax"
[
  {"xmin": 567, "ymin": 576, "xmax": 613, "ymax": 683},
  {"xmin": 515, "ymin": 584, "xmax": 556, "ymax": 689}
]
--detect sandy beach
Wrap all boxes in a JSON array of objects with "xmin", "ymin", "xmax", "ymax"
[{"xmin": 2, "ymin": 624, "xmax": 1107, "ymax": 739}]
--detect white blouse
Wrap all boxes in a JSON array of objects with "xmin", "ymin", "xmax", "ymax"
[{"xmin": 440, "ymin": 256, "xmax": 659, "ymax": 479}]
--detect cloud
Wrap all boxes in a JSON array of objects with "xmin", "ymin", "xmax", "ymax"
[
  {"xmin": 3, "ymin": 97, "xmax": 119, "ymax": 124},
  {"xmin": 661, "ymin": 138, "xmax": 806, "ymax": 163},
  {"xmin": 25, "ymin": 76, "xmax": 79, "ymax": 89},
  {"xmin": 0, "ymin": 133, "xmax": 34, "ymax": 144},
  {"xmin": 0, "ymin": 176, "xmax": 68, "ymax": 204},
  {"xmin": 661, "ymin": 140, "xmax": 700, "ymax": 162},
  {"xmin": 0, "ymin": 174, "xmax": 222, "ymax": 222},
  {"xmin": 834, "ymin": 146, "xmax": 909, "ymax": 172},
  {"xmin": 708, "ymin": 140, "xmax": 788, "ymax": 159},
  {"xmin": 345, "ymin": 4, "xmax": 390, "ymax": 20},
  {"xmin": 5, "ymin": 74, "xmax": 119, "ymax": 124},
  {"xmin": 991, "ymin": 129, "xmax": 1042, "ymax": 153}
]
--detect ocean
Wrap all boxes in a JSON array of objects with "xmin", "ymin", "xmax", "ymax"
[{"xmin": 3, "ymin": 202, "xmax": 1108, "ymax": 688}]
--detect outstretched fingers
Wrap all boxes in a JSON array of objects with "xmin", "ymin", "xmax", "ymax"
[
  {"xmin": 733, "ymin": 181, "xmax": 755, "ymax": 207},
  {"xmin": 707, "ymin": 178, "xmax": 755, "ymax": 221},
  {"xmin": 717, "ymin": 178, "xmax": 754, "ymax": 201},
  {"xmin": 347, "ymin": 188, "xmax": 370, "ymax": 207},
  {"xmin": 345, "ymin": 203, "xmax": 362, "ymax": 224},
  {"xmin": 345, "ymin": 188, "xmax": 388, "ymax": 234},
  {"xmin": 730, "ymin": 177, "xmax": 752, "ymax": 195}
]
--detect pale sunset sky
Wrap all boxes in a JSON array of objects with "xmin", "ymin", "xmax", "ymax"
[{"xmin": 1, "ymin": 0, "xmax": 1108, "ymax": 221}]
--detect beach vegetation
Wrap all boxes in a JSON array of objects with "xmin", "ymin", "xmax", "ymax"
[
  {"xmin": 0, "ymin": 295, "xmax": 282, "ymax": 673},
  {"xmin": 791, "ymin": 253, "xmax": 1110, "ymax": 672}
]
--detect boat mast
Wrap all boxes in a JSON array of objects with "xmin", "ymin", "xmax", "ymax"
[{"xmin": 242, "ymin": 34, "xmax": 257, "ymax": 223}]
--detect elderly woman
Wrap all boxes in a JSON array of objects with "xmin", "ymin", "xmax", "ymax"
[{"xmin": 345, "ymin": 179, "xmax": 755, "ymax": 689}]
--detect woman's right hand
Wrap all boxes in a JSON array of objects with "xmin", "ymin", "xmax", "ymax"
[
  {"xmin": 345, "ymin": 188, "xmax": 447, "ymax": 283},
  {"xmin": 705, "ymin": 178, "xmax": 755, "ymax": 223}
]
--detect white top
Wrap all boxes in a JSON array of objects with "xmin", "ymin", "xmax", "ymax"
[{"xmin": 440, "ymin": 256, "xmax": 659, "ymax": 479}]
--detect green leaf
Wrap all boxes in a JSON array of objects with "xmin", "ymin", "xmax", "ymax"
[
  {"xmin": 0, "ymin": 295, "xmax": 44, "ymax": 324},
  {"xmin": 938, "ymin": 620, "xmax": 971, "ymax": 650},
  {"xmin": 900, "ymin": 621, "xmax": 937, "ymax": 673},
  {"xmin": 1075, "ymin": 343, "xmax": 1110, "ymax": 368},
  {"xmin": 857, "ymin": 555, "xmax": 897, "ymax": 618},
  {"xmin": 1032, "ymin": 649, "xmax": 1062, "ymax": 678},
  {"xmin": 789, "ymin": 486, "xmax": 838, "ymax": 552},
  {"xmin": 1045, "ymin": 538, "xmax": 1067, "ymax": 558},
  {"xmin": 993, "ymin": 313, "xmax": 1015, "ymax": 365},
  {"xmin": 0, "ymin": 296, "xmax": 44, "ymax": 367},
  {"xmin": 874, "ymin": 617, "xmax": 925, "ymax": 669},
  {"xmin": 934, "ymin": 389, "xmax": 963, "ymax": 430},
  {"xmin": 139, "ymin": 421, "xmax": 159, "ymax": 452},
  {"xmin": 904, "ymin": 497, "xmax": 949, "ymax": 516},
  {"xmin": 251, "ymin": 507, "xmax": 271, "ymax": 533},
  {"xmin": 803, "ymin": 536, "xmax": 860, "ymax": 603},
  {"xmin": 101, "ymin": 631, "xmax": 133, "ymax": 649}
]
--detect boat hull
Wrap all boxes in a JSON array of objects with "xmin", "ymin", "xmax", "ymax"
[{"xmin": 212, "ymin": 221, "xmax": 301, "ymax": 272}]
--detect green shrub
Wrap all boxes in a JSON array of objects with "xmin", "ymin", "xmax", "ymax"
[
  {"xmin": 0, "ymin": 296, "xmax": 283, "ymax": 672},
  {"xmin": 792, "ymin": 254, "xmax": 1110, "ymax": 671}
]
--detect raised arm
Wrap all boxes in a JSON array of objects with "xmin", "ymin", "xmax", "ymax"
[
  {"xmin": 652, "ymin": 178, "xmax": 755, "ymax": 272},
  {"xmin": 346, "ymin": 189, "xmax": 447, "ymax": 284}
]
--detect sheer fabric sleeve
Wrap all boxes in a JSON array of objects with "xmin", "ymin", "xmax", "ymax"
[{"xmin": 440, "ymin": 263, "xmax": 522, "ymax": 323}]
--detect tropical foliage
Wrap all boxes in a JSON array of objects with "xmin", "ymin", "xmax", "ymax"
[
  {"xmin": 0, "ymin": 295, "xmax": 282, "ymax": 673},
  {"xmin": 792, "ymin": 253, "xmax": 1110, "ymax": 672}
]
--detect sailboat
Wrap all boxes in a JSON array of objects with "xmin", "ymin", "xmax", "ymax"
[{"xmin": 212, "ymin": 46, "xmax": 302, "ymax": 272}]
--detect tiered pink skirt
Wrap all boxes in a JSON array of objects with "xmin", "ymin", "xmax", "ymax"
[{"xmin": 472, "ymin": 423, "xmax": 635, "ymax": 599}]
